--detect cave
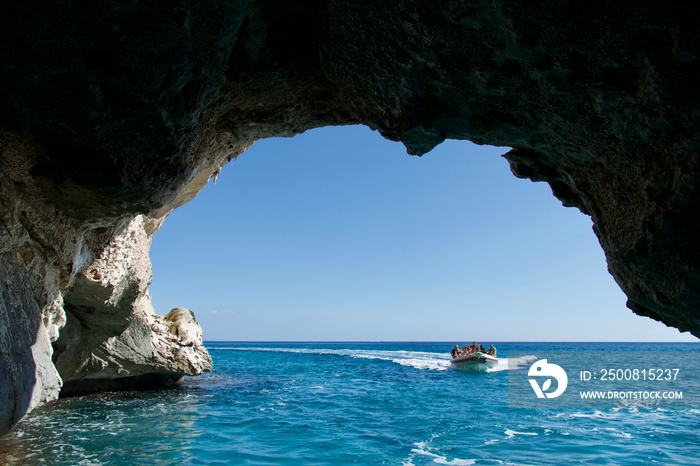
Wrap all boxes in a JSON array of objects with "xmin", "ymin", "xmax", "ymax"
[{"xmin": 1, "ymin": 0, "xmax": 700, "ymax": 434}]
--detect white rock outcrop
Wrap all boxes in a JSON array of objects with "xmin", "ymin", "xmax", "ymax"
[
  {"xmin": 161, "ymin": 308, "xmax": 204, "ymax": 347},
  {"xmin": 52, "ymin": 216, "xmax": 212, "ymax": 396}
]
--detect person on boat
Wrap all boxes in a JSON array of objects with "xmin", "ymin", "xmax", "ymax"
[
  {"xmin": 451, "ymin": 345, "xmax": 462, "ymax": 358},
  {"xmin": 488, "ymin": 344, "xmax": 497, "ymax": 357},
  {"xmin": 462, "ymin": 345, "xmax": 469, "ymax": 354},
  {"xmin": 469, "ymin": 341, "xmax": 479, "ymax": 353},
  {"xmin": 479, "ymin": 345, "xmax": 486, "ymax": 353}
]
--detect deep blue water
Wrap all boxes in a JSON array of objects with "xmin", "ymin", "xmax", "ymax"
[{"xmin": 1, "ymin": 342, "xmax": 699, "ymax": 465}]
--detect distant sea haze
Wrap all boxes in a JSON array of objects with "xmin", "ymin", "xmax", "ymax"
[{"xmin": 2, "ymin": 342, "xmax": 698, "ymax": 465}]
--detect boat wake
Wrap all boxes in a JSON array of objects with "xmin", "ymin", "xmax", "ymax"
[
  {"xmin": 494, "ymin": 354, "xmax": 538, "ymax": 372},
  {"xmin": 211, "ymin": 347, "xmax": 539, "ymax": 373},
  {"xmin": 215, "ymin": 346, "xmax": 454, "ymax": 371}
]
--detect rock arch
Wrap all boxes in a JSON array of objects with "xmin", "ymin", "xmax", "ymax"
[{"xmin": 1, "ymin": 0, "xmax": 699, "ymax": 433}]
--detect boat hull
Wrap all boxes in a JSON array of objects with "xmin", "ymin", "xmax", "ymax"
[{"xmin": 450, "ymin": 352, "xmax": 498, "ymax": 371}]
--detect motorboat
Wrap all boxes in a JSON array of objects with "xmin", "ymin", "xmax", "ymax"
[{"xmin": 450, "ymin": 351, "xmax": 498, "ymax": 371}]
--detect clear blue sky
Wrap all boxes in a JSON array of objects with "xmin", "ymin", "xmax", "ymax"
[{"xmin": 148, "ymin": 125, "xmax": 698, "ymax": 342}]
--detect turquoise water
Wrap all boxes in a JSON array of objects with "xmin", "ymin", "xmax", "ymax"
[{"xmin": 1, "ymin": 342, "xmax": 699, "ymax": 465}]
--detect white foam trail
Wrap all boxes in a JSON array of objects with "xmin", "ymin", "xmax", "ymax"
[
  {"xmin": 391, "ymin": 357, "xmax": 452, "ymax": 371},
  {"xmin": 504, "ymin": 429, "xmax": 538, "ymax": 439},
  {"xmin": 409, "ymin": 442, "xmax": 477, "ymax": 465},
  {"xmin": 481, "ymin": 354, "xmax": 536, "ymax": 373},
  {"xmin": 213, "ymin": 346, "xmax": 453, "ymax": 371},
  {"xmin": 212, "ymin": 346, "xmax": 537, "ymax": 373},
  {"xmin": 485, "ymin": 358, "xmax": 509, "ymax": 373}
]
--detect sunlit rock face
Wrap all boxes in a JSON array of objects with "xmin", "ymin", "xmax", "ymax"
[
  {"xmin": 162, "ymin": 308, "xmax": 205, "ymax": 348},
  {"xmin": 1, "ymin": 0, "xmax": 699, "ymax": 433},
  {"xmin": 51, "ymin": 216, "xmax": 212, "ymax": 397}
]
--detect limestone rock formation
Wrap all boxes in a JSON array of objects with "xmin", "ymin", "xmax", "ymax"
[
  {"xmin": 51, "ymin": 216, "xmax": 211, "ymax": 397},
  {"xmin": 161, "ymin": 308, "xmax": 205, "ymax": 347},
  {"xmin": 1, "ymin": 0, "xmax": 700, "ymax": 433}
]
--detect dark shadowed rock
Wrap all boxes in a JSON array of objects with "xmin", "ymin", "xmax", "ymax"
[{"xmin": 1, "ymin": 0, "xmax": 699, "ymax": 433}]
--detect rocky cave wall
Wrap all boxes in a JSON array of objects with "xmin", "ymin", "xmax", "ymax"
[{"xmin": 1, "ymin": 0, "xmax": 700, "ymax": 434}]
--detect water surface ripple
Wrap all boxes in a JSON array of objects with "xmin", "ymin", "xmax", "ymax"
[{"xmin": 1, "ymin": 342, "xmax": 698, "ymax": 465}]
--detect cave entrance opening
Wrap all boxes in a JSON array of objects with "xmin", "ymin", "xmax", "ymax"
[{"xmin": 148, "ymin": 125, "xmax": 693, "ymax": 342}]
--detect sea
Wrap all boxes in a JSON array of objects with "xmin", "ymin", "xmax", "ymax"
[{"xmin": 1, "ymin": 342, "xmax": 698, "ymax": 465}]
